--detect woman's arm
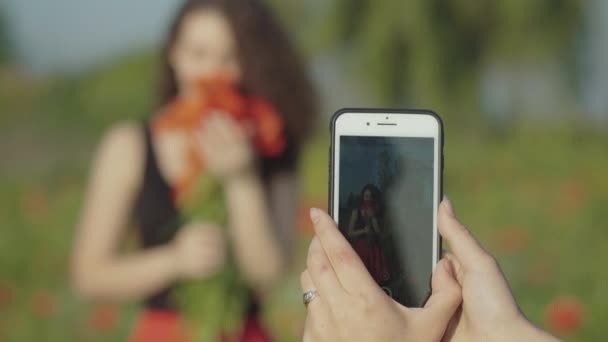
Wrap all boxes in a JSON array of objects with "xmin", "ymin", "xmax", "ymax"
[
  {"xmin": 348, "ymin": 209, "xmax": 367, "ymax": 237},
  {"xmin": 224, "ymin": 169, "xmax": 285, "ymax": 290},
  {"xmin": 197, "ymin": 114, "xmax": 294, "ymax": 290},
  {"xmin": 370, "ymin": 216, "xmax": 380, "ymax": 234},
  {"xmin": 71, "ymin": 123, "xmax": 180, "ymax": 301}
]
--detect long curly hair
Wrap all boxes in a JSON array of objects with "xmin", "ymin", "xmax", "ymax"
[{"xmin": 158, "ymin": 0, "xmax": 318, "ymax": 152}]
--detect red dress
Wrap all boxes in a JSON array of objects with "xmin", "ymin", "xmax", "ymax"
[
  {"xmin": 352, "ymin": 206, "xmax": 390, "ymax": 284},
  {"xmin": 130, "ymin": 309, "xmax": 271, "ymax": 342},
  {"xmin": 354, "ymin": 239, "xmax": 390, "ymax": 284}
]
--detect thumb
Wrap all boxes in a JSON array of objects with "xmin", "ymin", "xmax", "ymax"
[{"xmin": 422, "ymin": 259, "xmax": 462, "ymax": 339}]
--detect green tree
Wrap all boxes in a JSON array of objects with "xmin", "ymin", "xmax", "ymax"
[
  {"xmin": 0, "ymin": 8, "xmax": 12, "ymax": 64},
  {"xmin": 315, "ymin": 0, "xmax": 582, "ymax": 122}
]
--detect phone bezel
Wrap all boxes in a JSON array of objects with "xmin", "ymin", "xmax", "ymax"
[{"xmin": 328, "ymin": 108, "xmax": 444, "ymax": 306}]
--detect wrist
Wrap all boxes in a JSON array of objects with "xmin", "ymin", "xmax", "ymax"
[
  {"xmin": 508, "ymin": 316, "xmax": 560, "ymax": 342},
  {"xmin": 165, "ymin": 242, "xmax": 183, "ymax": 278},
  {"xmin": 224, "ymin": 165, "xmax": 259, "ymax": 187}
]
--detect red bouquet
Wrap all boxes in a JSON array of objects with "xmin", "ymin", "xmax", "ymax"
[{"xmin": 153, "ymin": 77, "xmax": 286, "ymax": 201}]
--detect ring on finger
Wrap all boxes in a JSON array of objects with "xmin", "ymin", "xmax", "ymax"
[{"xmin": 303, "ymin": 289, "xmax": 319, "ymax": 307}]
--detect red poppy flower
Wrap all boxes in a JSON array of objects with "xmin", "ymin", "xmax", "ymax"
[
  {"xmin": 0, "ymin": 282, "xmax": 13, "ymax": 310},
  {"xmin": 493, "ymin": 224, "xmax": 529, "ymax": 254},
  {"xmin": 87, "ymin": 303, "xmax": 119, "ymax": 333},
  {"xmin": 20, "ymin": 188, "xmax": 49, "ymax": 223},
  {"xmin": 153, "ymin": 76, "xmax": 286, "ymax": 201},
  {"xmin": 31, "ymin": 290, "xmax": 56, "ymax": 318},
  {"xmin": 154, "ymin": 76, "xmax": 283, "ymax": 153},
  {"xmin": 248, "ymin": 96, "xmax": 286, "ymax": 156},
  {"xmin": 545, "ymin": 296, "xmax": 584, "ymax": 335},
  {"xmin": 553, "ymin": 180, "xmax": 588, "ymax": 219}
]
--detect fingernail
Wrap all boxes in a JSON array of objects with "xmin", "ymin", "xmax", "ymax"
[
  {"xmin": 309, "ymin": 208, "xmax": 321, "ymax": 224},
  {"xmin": 443, "ymin": 195, "xmax": 456, "ymax": 218}
]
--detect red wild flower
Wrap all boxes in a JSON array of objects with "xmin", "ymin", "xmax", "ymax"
[
  {"xmin": 20, "ymin": 188, "xmax": 50, "ymax": 223},
  {"xmin": 87, "ymin": 303, "xmax": 120, "ymax": 333},
  {"xmin": 493, "ymin": 224, "xmax": 529, "ymax": 254},
  {"xmin": 152, "ymin": 76, "xmax": 286, "ymax": 202},
  {"xmin": 0, "ymin": 282, "xmax": 13, "ymax": 310},
  {"xmin": 553, "ymin": 180, "xmax": 588, "ymax": 219},
  {"xmin": 545, "ymin": 296, "xmax": 584, "ymax": 335},
  {"xmin": 31, "ymin": 290, "xmax": 57, "ymax": 318}
]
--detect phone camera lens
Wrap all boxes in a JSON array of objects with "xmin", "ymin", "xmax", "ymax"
[
  {"xmin": 366, "ymin": 122, "xmax": 370, "ymax": 126},
  {"xmin": 386, "ymin": 116, "xmax": 389, "ymax": 119}
]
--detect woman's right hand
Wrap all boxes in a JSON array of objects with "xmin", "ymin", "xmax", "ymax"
[
  {"xmin": 439, "ymin": 198, "xmax": 559, "ymax": 342},
  {"xmin": 171, "ymin": 223, "xmax": 226, "ymax": 279},
  {"xmin": 197, "ymin": 112, "xmax": 255, "ymax": 181},
  {"xmin": 301, "ymin": 208, "xmax": 462, "ymax": 342}
]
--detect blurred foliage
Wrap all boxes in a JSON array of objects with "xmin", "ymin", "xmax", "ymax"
[
  {"xmin": 48, "ymin": 51, "xmax": 156, "ymax": 133},
  {"xmin": 316, "ymin": 0, "xmax": 582, "ymax": 120},
  {"xmin": 176, "ymin": 176, "xmax": 249, "ymax": 341}
]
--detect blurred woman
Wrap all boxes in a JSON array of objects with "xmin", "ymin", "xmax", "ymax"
[{"xmin": 71, "ymin": 0, "xmax": 316, "ymax": 341}]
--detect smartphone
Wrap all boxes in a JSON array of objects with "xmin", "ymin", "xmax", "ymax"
[{"xmin": 329, "ymin": 108, "xmax": 443, "ymax": 307}]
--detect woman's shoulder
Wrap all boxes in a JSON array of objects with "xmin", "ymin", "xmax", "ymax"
[
  {"xmin": 105, "ymin": 120, "xmax": 144, "ymax": 138},
  {"xmin": 100, "ymin": 121, "xmax": 146, "ymax": 153},
  {"xmin": 92, "ymin": 121, "xmax": 147, "ymax": 187}
]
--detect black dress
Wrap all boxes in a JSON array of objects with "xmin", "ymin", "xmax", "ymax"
[{"xmin": 130, "ymin": 121, "xmax": 295, "ymax": 316}]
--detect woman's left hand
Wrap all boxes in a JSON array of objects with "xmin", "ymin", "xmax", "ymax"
[
  {"xmin": 301, "ymin": 208, "xmax": 461, "ymax": 342},
  {"xmin": 197, "ymin": 112, "xmax": 255, "ymax": 180}
]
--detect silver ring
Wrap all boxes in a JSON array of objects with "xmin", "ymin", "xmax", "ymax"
[{"xmin": 303, "ymin": 289, "xmax": 318, "ymax": 306}]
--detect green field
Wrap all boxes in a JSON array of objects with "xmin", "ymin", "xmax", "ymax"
[{"xmin": 1, "ymin": 54, "xmax": 607, "ymax": 341}]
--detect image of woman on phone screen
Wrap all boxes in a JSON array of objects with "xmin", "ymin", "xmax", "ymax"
[
  {"xmin": 348, "ymin": 184, "xmax": 391, "ymax": 286},
  {"xmin": 71, "ymin": 0, "xmax": 316, "ymax": 341}
]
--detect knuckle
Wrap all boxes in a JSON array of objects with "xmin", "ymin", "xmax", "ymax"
[
  {"xmin": 318, "ymin": 263, "xmax": 330, "ymax": 274},
  {"xmin": 477, "ymin": 253, "xmax": 498, "ymax": 270},
  {"xmin": 307, "ymin": 253, "xmax": 328, "ymax": 274},
  {"xmin": 335, "ymin": 247, "xmax": 357, "ymax": 266},
  {"xmin": 359, "ymin": 295, "xmax": 376, "ymax": 316},
  {"xmin": 445, "ymin": 283, "xmax": 462, "ymax": 303},
  {"xmin": 350, "ymin": 291, "xmax": 373, "ymax": 312}
]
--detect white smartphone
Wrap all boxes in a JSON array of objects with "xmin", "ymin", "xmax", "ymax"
[{"xmin": 329, "ymin": 108, "xmax": 443, "ymax": 307}]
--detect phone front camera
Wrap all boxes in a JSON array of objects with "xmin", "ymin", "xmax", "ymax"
[{"xmin": 366, "ymin": 122, "xmax": 370, "ymax": 126}]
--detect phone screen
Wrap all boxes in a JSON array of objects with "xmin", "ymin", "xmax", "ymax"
[{"xmin": 337, "ymin": 135, "xmax": 435, "ymax": 307}]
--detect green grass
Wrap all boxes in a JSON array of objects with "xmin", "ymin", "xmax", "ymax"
[{"xmin": 1, "ymin": 55, "xmax": 607, "ymax": 341}]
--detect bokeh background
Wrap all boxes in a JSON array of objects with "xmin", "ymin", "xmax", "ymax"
[{"xmin": 1, "ymin": 0, "xmax": 607, "ymax": 341}]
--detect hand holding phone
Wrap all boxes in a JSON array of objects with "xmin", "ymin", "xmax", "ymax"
[
  {"xmin": 301, "ymin": 202, "xmax": 558, "ymax": 342},
  {"xmin": 301, "ymin": 207, "xmax": 460, "ymax": 342}
]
